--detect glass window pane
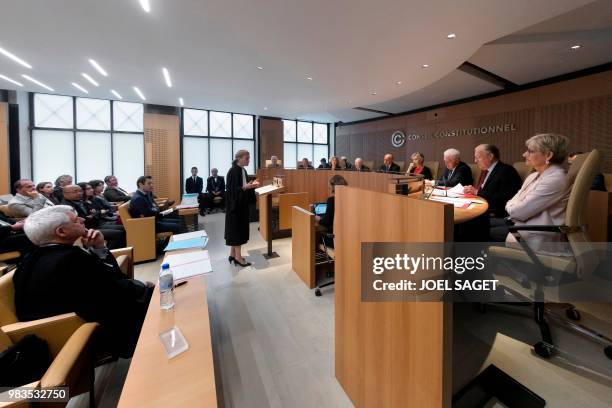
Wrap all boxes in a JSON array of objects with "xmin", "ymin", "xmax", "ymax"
[
  {"xmin": 32, "ymin": 130, "xmax": 75, "ymax": 183},
  {"xmin": 112, "ymin": 133, "xmax": 143, "ymax": 193},
  {"xmin": 210, "ymin": 138, "xmax": 233, "ymax": 179},
  {"xmin": 232, "ymin": 139, "xmax": 255, "ymax": 174},
  {"xmin": 209, "ymin": 111, "xmax": 231, "ymax": 138},
  {"xmin": 297, "ymin": 122, "xmax": 313, "ymax": 143},
  {"xmin": 113, "ymin": 101, "xmax": 143, "ymax": 132},
  {"xmin": 283, "ymin": 120, "xmax": 296, "ymax": 142},
  {"xmin": 233, "ymin": 114, "xmax": 254, "ymax": 139},
  {"xmin": 283, "ymin": 143, "xmax": 297, "ymax": 169},
  {"xmin": 34, "ymin": 94, "xmax": 73, "ymax": 129},
  {"xmin": 76, "ymin": 98, "xmax": 111, "ymax": 131},
  {"xmin": 183, "ymin": 109, "xmax": 208, "ymax": 136},
  {"xmin": 313, "ymin": 145, "xmax": 329, "ymax": 165},
  {"xmin": 297, "ymin": 144, "xmax": 313, "ymax": 167},
  {"xmin": 183, "ymin": 138, "xmax": 209, "ymax": 183},
  {"xmin": 76, "ymin": 132, "xmax": 112, "ymax": 182},
  {"xmin": 314, "ymin": 123, "xmax": 328, "ymax": 144}
]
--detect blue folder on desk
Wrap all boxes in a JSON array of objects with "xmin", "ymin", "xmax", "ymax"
[{"xmin": 164, "ymin": 236, "xmax": 208, "ymax": 251}]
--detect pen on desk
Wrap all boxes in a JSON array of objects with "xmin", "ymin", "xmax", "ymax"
[{"xmin": 175, "ymin": 281, "xmax": 188, "ymax": 288}]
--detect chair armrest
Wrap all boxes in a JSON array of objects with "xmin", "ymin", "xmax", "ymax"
[
  {"xmin": 111, "ymin": 247, "xmax": 134, "ymax": 278},
  {"xmin": 2, "ymin": 313, "xmax": 85, "ymax": 358},
  {"xmin": 508, "ymin": 224, "xmax": 584, "ymax": 234},
  {"xmin": 40, "ymin": 322, "xmax": 99, "ymax": 389}
]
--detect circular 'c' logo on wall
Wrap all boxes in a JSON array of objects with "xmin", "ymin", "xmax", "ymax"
[{"xmin": 391, "ymin": 130, "xmax": 406, "ymax": 147}]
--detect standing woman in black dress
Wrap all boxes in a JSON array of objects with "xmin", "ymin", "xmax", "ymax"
[{"xmin": 225, "ymin": 149, "xmax": 260, "ymax": 267}]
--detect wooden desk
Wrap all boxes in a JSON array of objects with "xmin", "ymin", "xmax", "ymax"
[
  {"xmin": 118, "ymin": 246, "xmax": 217, "ymax": 407},
  {"xmin": 453, "ymin": 196, "xmax": 488, "ymax": 224}
]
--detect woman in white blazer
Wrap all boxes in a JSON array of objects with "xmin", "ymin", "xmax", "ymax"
[{"xmin": 491, "ymin": 133, "xmax": 570, "ymax": 250}]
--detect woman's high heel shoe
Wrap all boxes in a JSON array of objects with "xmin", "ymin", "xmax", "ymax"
[
  {"xmin": 228, "ymin": 256, "xmax": 235, "ymax": 264},
  {"xmin": 233, "ymin": 258, "xmax": 251, "ymax": 267}
]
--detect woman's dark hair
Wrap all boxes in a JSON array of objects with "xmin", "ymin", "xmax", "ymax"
[
  {"xmin": 89, "ymin": 179, "xmax": 104, "ymax": 191},
  {"xmin": 36, "ymin": 181, "xmax": 52, "ymax": 193},
  {"xmin": 329, "ymin": 175, "xmax": 348, "ymax": 193},
  {"xmin": 77, "ymin": 182, "xmax": 93, "ymax": 198}
]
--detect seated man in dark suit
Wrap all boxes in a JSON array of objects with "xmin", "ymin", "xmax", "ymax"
[
  {"xmin": 205, "ymin": 168, "xmax": 226, "ymax": 213},
  {"xmin": 353, "ymin": 158, "xmax": 370, "ymax": 172},
  {"xmin": 434, "ymin": 148, "xmax": 473, "ymax": 187},
  {"xmin": 13, "ymin": 205, "xmax": 153, "ymax": 358},
  {"xmin": 185, "ymin": 166, "xmax": 207, "ymax": 216},
  {"xmin": 568, "ymin": 152, "xmax": 607, "ymax": 191},
  {"xmin": 62, "ymin": 185, "xmax": 126, "ymax": 249},
  {"xmin": 130, "ymin": 176, "xmax": 181, "ymax": 234},
  {"xmin": 378, "ymin": 153, "xmax": 401, "ymax": 173},
  {"xmin": 459, "ymin": 144, "xmax": 522, "ymax": 241},
  {"xmin": 316, "ymin": 175, "xmax": 348, "ymax": 248},
  {"xmin": 297, "ymin": 158, "xmax": 314, "ymax": 169},
  {"xmin": 103, "ymin": 175, "xmax": 132, "ymax": 203},
  {"xmin": 317, "ymin": 158, "xmax": 331, "ymax": 169},
  {"xmin": 0, "ymin": 214, "xmax": 35, "ymax": 255}
]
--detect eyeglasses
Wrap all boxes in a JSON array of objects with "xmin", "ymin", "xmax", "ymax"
[{"xmin": 526, "ymin": 149, "xmax": 540, "ymax": 155}]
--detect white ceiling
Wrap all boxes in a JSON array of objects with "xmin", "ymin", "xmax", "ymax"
[{"xmin": 0, "ymin": 0, "xmax": 600, "ymax": 123}]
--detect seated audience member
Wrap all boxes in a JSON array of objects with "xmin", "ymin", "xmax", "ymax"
[
  {"xmin": 317, "ymin": 158, "xmax": 330, "ymax": 169},
  {"xmin": 298, "ymin": 158, "xmax": 314, "ymax": 169},
  {"xmin": 14, "ymin": 206, "xmax": 153, "ymax": 358},
  {"xmin": 434, "ymin": 148, "xmax": 473, "ymax": 187},
  {"xmin": 267, "ymin": 155, "xmax": 282, "ymax": 168},
  {"xmin": 103, "ymin": 175, "xmax": 132, "ymax": 203},
  {"xmin": 353, "ymin": 158, "xmax": 370, "ymax": 172},
  {"xmin": 53, "ymin": 175, "xmax": 72, "ymax": 203},
  {"xmin": 329, "ymin": 156, "xmax": 341, "ymax": 171},
  {"xmin": 8, "ymin": 179, "xmax": 54, "ymax": 217},
  {"xmin": 89, "ymin": 179, "xmax": 118, "ymax": 217},
  {"xmin": 62, "ymin": 184, "xmax": 125, "ymax": 249},
  {"xmin": 80, "ymin": 182, "xmax": 120, "ymax": 223},
  {"xmin": 458, "ymin": 145, "xmax": 522, "ymax": 241},
  {"xmin": 406, "ymin": 152, "xmax": 433, "ymax": 180},
  {"xmin": 0, "ymin": 214, "xmax": 35, "ymax": 255},
  {"xmin": 316, "ymin": 175, "xmax": 348, "ymax": 248},
  {"xmin": 185, "ymin": 166, "xmax": 207, "ymax": 216},
  {"xmin": 568, "ymin": 152, "xmax": 606, "ymax": 191},
  {"xmin": 130, "ymin": 176, "xmax": 181, "ymax": 234},
  {"xmin": 378, "ymin": 154, "xmax": 401, "ymax": 173},
  {"xmin": 206, "ymin": 168, "xmax": 226, "ymax": 213},
  {"xmin": 490, "ymin": 133, "xmax": 570, "ymax": 248},
  {"xmin": 37, "ymin": 181, "xmax": 60, "ymax": 205},
  {"xmin": 340, "ymin": 156, "xmax": 352, "ymax": 170}
]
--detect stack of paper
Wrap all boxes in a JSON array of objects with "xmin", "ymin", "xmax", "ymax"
[
  {"xmin": 172, "ymin": 230, "xmax": 208, "ymax": 241},
  {"xmin": 164, "ymin": 236, "xmax": 208, "ymax": 251},
  {"xmin": 165, "ymin": 250, "xmax": 213, "ymax": 280},
  {"xmin": 429, "ymin": 196, "xmax": 473, "ymax": 208}
]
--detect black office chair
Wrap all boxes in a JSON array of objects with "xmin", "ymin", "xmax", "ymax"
[{"xmin": 314, "ymin": 233, "xmax": 334, "ymax": 296}]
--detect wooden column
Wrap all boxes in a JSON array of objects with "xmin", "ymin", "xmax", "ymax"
[{"xmin": 144, "ymin": 113, "xmax": 180, "ymax": 204}]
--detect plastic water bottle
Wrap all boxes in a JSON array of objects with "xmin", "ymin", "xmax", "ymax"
[{"xmin": 159, "ymin": 263, "xmax": 175, "ymax": 310}]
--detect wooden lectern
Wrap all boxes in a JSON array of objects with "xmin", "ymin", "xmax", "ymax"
[{"xmin": 256, "ymin": 181, "xmax": 286, "ymax": 259}]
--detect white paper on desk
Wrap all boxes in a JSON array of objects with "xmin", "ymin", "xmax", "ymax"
[
  {"xmin": 175, "ymin": 203, "xmax": 199, "ymax": 209},
  {"xmin": 165, "ymin": 251, "xmax": 212, "ymax": 280},
  {"xmin": 429, "ymin": 196, "xmax": 473, "ymax": 208},
  {"xmin": 172, "ymin": 230, "xmax": 208, "ymax": 241},
  {"xmin": 255, "ymin": 184, "xmax": 279, "ymax": 195},
  {"xmin": 431, "ymin": 184, "xmax": 464, "ymax": 198},
  {"xmin": 160, "ymin": 208, "xmax": 174, "ymax": 216}
]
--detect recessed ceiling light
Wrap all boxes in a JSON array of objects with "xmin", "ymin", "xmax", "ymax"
[
  {"xmin": 139, "ymin": 0, "xmax": 151, "ymax": 13},
  {"xmin": 0, "ymin": 46, "xmax": 32, "ymax": 69},
  {"xmin": 446, "ymin": 33, "xmax": 456, "ymax": 39},
  {"xmin": 0, "ymin": 74, "xmax": 23, "ymax": 87},
  {"xmin": 396, "ymin": 81, "xmax": 402, "ymax": 85},
  {"xmin": 133, "ymin": 86, "xmax": 146, "ymax": 101},
  {"xmin": 110, "ymin": 89, "xmax": 122, "ymax": 99},
  {"xmin": 162, "ymin": 67, "xmax": 172, "ymax": 87},
  {"xmin": 570, "ymin": 44, "xmax": 581, "ymax": 50},
  {"xmin": 264, "ymin": 107, "xmax": 268, "ymax": 110},
  {"xmin": 179, "ymin": 97, "xmax": 184, "ymax": 106},
  {"xmin": 21, "ymin": 74, "xmax": 54, "ymax": 91},
  {"xmin": 81, "ymin": 73, "xmax": 99, "ymax": 87},
  {"xmin": 421, "ymin": 64, "xmax": 430, "ymax": 68},
  {"xmin": 371, "ymin": 91, "xmax": 377, "ymax": 95},
  {"xmin": 88, "ymin": 59, "xmax": 108, "ymax": 76},
  {"xmin": 257, "ymin": 66, "xmax": 264, "ymax": 70},
  {"xmin": 71, "ymin": 82, "xmax": 88, "ymax": 94},
  {"xmin": 307, "ymin": 77, "xmax": 313, "ymax": 81}
]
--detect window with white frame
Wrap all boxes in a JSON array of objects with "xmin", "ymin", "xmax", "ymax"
[
  {"xmin": 283, "ymin": 120, "xmax": 329, "ymax": 168},
  {"xmin": 182, "ymin": 109, "xmax": 256, "ymax": 181},
  {"xmin": 31, "ymin": 93, "xmax": 144, "ymax": 190}
]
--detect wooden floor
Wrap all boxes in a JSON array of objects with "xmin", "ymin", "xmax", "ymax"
[{"xmin": 67, "ymin": 212, "xmax": 612, "ymax": 408}]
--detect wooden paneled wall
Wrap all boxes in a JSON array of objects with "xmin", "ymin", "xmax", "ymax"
[
  {"xmin": 0, "ymin": 103, "xmax": 9, "ymax": 194},
  {"xmin": 337, "ymin": 70, "xmax": 612, "ymax": 172},
  {"xmin": 144, "ymin": 113, "xmax": 180, "ymax": 204},
  {"xmin": 259, "ymin": 118, "xmax": 283, "ymax": 168}
]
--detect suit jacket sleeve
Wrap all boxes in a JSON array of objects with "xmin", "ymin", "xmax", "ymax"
[
  {"xmin": 219, "ymin": 177, "xmax": 226, "ymax": 191},
  {"xmin": 104, "ymin": 189, "xmax": 128, "ymax": 202},
  {"xmin": 478, "ymin": 164, "xmax": 522, "ymax": 216},
  {"xmin": 206, "ymin": 178, "xmax": 213, "ymax": 194},
  {"xmin": 9, "ymin": 196, "xmax": 47, "ymax": 217},
  {"xmin": 129, "ymin": 196, "xmax": 157, "ymax": 218}
]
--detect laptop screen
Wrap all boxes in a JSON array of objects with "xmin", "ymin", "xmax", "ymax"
[{"xmin": 313, "ymin": 203, "xmax": 327, "ymax": 216}]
